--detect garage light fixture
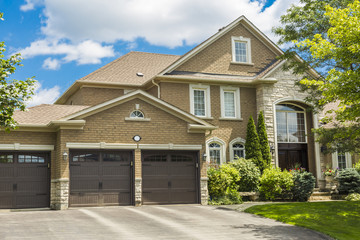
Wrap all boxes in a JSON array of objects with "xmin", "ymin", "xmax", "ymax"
[
  {"xmin": 202, "ymin": 153, "xmax": 207, "ymax": 161},
  {"xmin": 63, "ymin": 151, "xmax": 68, "ymax": 161},
  {"xmin": 133, "ymin": 135, "xmax": 141, "ymax": 142}
]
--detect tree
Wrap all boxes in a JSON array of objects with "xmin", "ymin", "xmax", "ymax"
[
  {"xmin": 245, "ymin": 116, "xmax": 265, "ymax": 172},
  {"xmin": 0, "ymin": 12, "xmax": 36, "ymax": 131},
  {"xmin": 274, "ymin": 0, "xmax": 360, "ymax": 153},
  {"xmin": 257, "ymin": 111, "xmax": 271, "ymax": 169}
]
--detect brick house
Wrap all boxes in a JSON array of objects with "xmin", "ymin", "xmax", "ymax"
[{"xmin": 1, "ymin": 16, "xmax": 357, "ymax": 210}]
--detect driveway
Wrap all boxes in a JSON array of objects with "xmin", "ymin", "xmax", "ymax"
[{"xmin": 0, "ymin": 205, "xmax": 331, "ymax": 240}]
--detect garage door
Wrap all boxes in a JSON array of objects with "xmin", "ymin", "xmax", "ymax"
[
  {"xmin": 142, "ymin": 150, "xmax": 199, "ymax": 204},
  {"xmin": 69, "ymin": 150, "xmax": 133, "ymax": 207},
  {"xmin": 0, "ymin": 152, "xmax": 50, "ymax": 209}
]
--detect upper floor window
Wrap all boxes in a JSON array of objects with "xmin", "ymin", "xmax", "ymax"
[
  {"xmin": 276, "ymin": 103, "xmax": 306, "ymax": 143},
  {"xmin": 190, "ymin": 84, "xmax": 211, "ymax": 118},
  {"xmin": 130, "ymin": 110, "xmax": 144, "ymax": 118},
  {"xmin": 231, "ymin": 36, "xmax": 252, "ymax": 64},
  {"xmin": 220, "ymin": 86, "xmax": 241, "ymax": 119}
]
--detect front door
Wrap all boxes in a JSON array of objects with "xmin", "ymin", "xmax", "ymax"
[{"xmin": 278, "ymin": 143, "xmax": 308, "ymax": 170}]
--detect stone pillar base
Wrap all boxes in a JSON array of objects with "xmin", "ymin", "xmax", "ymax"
[
  {"xmin": 50, "ymin": 178, "xmax": 69, "ymax": 210},
  {"xmin": 135, "ymin": 178, "xmax": 142, "ymax": 206},
  {"xmin": 200, "ymin": 177, "xmax": 208, "ymax": 205}
]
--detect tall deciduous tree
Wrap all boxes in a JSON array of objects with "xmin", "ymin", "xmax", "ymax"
[
  {"xmin": 245, "ymin": 116, "xmax": 265, "ymax": 172},
  {"xmin": 257, "ymin": 111, "xmax": 271, "ymax": 169},
  {"xmin": 0, "ymin": 12, "xmax": 36, "ymax": 131},
  {"xmin": 274, "ymin": 0, "xmax": 360, "ymax": 153}
]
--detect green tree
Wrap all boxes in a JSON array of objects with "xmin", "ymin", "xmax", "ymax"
[
  {"xmin": 245, "ymin": 116, "xmax": 264, "ymax": 172},
  {"xmin": 0, "ymin": 12, "xmax": 36, "ymax": 131},
  {"xmin": 274, "ymin": 0, "xmax": 360, "ymax": 153}
]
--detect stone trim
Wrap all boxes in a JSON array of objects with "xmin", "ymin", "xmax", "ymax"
[
  {"xmin": 0, "ymin": 143, "xmax": 54, "ymax": 151},
  {"xmin": 50, "ymin": 178, "xmax": 69, "ymax": 210},
  {"xmin": 138, "ymin": 144, "xmax": 202, "ymax": 150},
  {"xmin": 200, "ymin": 177, "xmax": 209, "ymax": 205},
  {"xmin": 135, "ymin": 178, "xmax": 142, "ymax": 206},
  {"xmin": 66, "ymin": 142, "xmax": 137, "ymax": 149}
]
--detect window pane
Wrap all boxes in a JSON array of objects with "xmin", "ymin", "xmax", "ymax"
[
  {"xmin": 235, "ymin": 41, "xmax": 247, "ymax": 62},
  {"xmin": 210, "ymin": 149, "xmax": 220, "ymax": 165},
  {"xmin": 276, "ymin": 107, "xmax": 306, "ymax": 143},
  {"xmin": 338, "ymin": 153, "xmax": 347, "ymax": 169},
  {"xmin": 144, "ymin": 155, "xmax": 167, "ymax": 162},
  {"xmin": 103, "ymin": 153, "xmax": 128, "ymax": 162},
  {"xmin": 130, "ymin": 110, "xmax": 144, "ymax": 118},
  {"xmin": 72, "ymin": 153, "xmax": 99, "ymax": 162},
  {"xmin": 0, "ymin": 154, "xmax": 13, "ymax": 163},
  {"xmin": 224, "ymin": 91, "xmax": 235, "ymax": 117},
  {"xmin": 233, "ymin": 143, "xmax": 245, "ymax": 159},
  {"xmin": 194, "ymin": 90, "xmax": 205, "ymax": 116},
  {"xmin": 276, "ymin": 111, "xmax": 288, "ymax": 142},
  {"xmin": 18, "ymin": 154, "xmax": 45, "ymax": 164}
]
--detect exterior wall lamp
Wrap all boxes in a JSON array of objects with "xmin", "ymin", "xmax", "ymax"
[
  {"xmin": 63, "ymin": 151, "xmax": 68, "ymax": 161},
  {"xmin": 202, "ymin": 153, "xmax": 207, "ymax": 161},
  {"xmin": 269, "ymin": 144, "xmax": 275, "ymax": 155}
]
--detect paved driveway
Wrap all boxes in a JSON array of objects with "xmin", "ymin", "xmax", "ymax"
[{"xmin": 0, "ymin": 205, "xmax": 331, "ymax": 240}]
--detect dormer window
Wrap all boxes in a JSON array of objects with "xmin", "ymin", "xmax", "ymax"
[
  {"xmin": 130, "ymin": 110, "xmax": 144, "ymax": 118},
  {"xmin": 231, "ymin": 36, "xmax": 252, "ymax": 64}
]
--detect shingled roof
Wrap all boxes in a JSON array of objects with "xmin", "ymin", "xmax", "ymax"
[
  {"xmin": 14, "ymin": 104, "xmax": 89, "ymax": 125},
  {"xmin": 78, "ymin": 52, "xmax": 180, "ymax": 86}
]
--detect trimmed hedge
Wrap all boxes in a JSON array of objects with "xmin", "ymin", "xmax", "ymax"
[
  {"xmin": 337, "ymin": 168, "xmax": 360, "ymax": 194},
  {"xmin": 259, "ymin": 167, "xmax": 294, "ymax": 200},
  {"xmin": 230, "ymin": 157, "xmax": 261, "ymax": 192}
]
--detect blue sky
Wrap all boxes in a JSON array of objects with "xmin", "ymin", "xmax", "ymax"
[{"xmin": 0, "ymin": 0, "xmax": 297, "ymax": 106}]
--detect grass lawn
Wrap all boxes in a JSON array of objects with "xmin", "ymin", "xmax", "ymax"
[{"xmin": 244, "ymin": 201, "xmax": 360, "ymax": 240}]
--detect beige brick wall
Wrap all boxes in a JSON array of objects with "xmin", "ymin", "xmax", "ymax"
[
  {"xmin": 160, "ymin": 82, "xmax": 190, "ymax": 112},
  {"xmin": 65, "ymin": 87, "xmax": 124, "ymax": 106},
  {"xmin": 174, "ymin": 23, "xmax": 277, "ymax": 76}
]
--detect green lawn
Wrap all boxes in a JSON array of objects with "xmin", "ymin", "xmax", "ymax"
[{"xmin": 244, "ymin": 201, "xmax": 360, "ymax": 240}]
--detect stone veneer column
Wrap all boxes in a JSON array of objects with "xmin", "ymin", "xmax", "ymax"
[
  {"xmin": 134, "ymin": 148, "xmax": 142, "ymax": 206},
  {"xmin": 50, "ymin": 178, "xmax": 69, "ymax": 210},
  {"xmin": 200, "ymin": 177, "xmax": 209, "ymax": 205}
]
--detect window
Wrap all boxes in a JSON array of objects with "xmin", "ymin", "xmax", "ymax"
[
  {"xmin": 229, "ymin": 137, "xmax": 246, "ymax": 160},
  {"xmin": 206, "ymin": 137, "xmax": 226, "ymax": 165},
  {"xmin": 209, "ymin": 143, "xmax": 221, "ymax": 165},
  {"xmin": 130, "ymin": 110, "xmax": 144, "ymax": 118},
  {"xmin": 220, "ymin": 86, "xmax": 241, "ymax": 119},
  {"xmin": 231, "ymin": 36, "xmax": 252, "ymax": 64},
  {"xmin": 332, "ymin": 152, "xmax": 352, "ymax": 170},
  {"xmin": 190, "ymin": 84, "xmax": 211, "ymax": 118},
  {"xmin": 276, "ymin": 104, "xmax": 306, "ymax": 143},
  {"xmin": 0, "ymin": 154, "xmax": 13, "ymax": 163},
  {"xmin": 18, "ymin": 154, "xmax": 45, "ymax": 163}
]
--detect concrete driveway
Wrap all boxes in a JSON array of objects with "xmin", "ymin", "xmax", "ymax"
[{"xmin": 0, "ymin": 205, "xmax": 331, "ymax": 240}]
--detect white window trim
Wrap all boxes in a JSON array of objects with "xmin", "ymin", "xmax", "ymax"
[
  {"xmin": 229, "ymin": 137, "xmax": 246, "ymax": 161},
  {"xmin": 189, "ymin": 84, "xmax": 211, "ymax": 118},
  {"xmin": 231, "ymin": 36, "xmax": 252, "ymax": 64},
  {"xmin": 332, "ymin": 152, "xmax": 352, "ymax": 169},
  {"xmin": 206, "ymin": 137, "xmax": 226, "ymax": 164},
  {"xmin": 220, "ymin": 86, "xmax": 241, "ymax": 119}
]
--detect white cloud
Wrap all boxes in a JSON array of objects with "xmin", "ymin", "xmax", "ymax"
[
  {"xmin": 20, "ymin": 40, "xmax": 115, "ymax": 66},
  {"xmin": 26, "ymin": 82, "xmax": 61, "ymax": 107},
  {"xmin": 20, "ymin": 0, "xmax": 300, "ymax": 68},
  {"xmin": 20, "ymin": 0, "xmax": 44, "ymax": 12},
  {"xmin": 42, "ymin": 57, "xmax": 61, "ymax": 70}
]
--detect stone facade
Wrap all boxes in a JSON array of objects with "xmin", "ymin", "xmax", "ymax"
[{"xmin": 50, "ymin": 178, "xmax": 69, "ymax": 210}]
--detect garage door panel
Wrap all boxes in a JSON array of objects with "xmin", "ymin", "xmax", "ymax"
[
  {"xmin": 69, "ymin": 150, "xmax": 132, "ymax": 207},
  {"xmin": 17, "ymin": 181, "xmax": 49, "ymax": 193},
  {"xmin": 0, "ymin": 181, "xmax": 13, "ymax": 192},
  {"xmin": 16, "ymin": 194, "xmax": 49, "ymax": 208},
  {"xmin": 0, "ymin": 165, "xmax": 14, "ymax": 178},
  {"xmin": 0, "ymin": 196, "xmax": 12, "ymax": 208},
  {"xmin": 142, "ymin": 151, "xmax": 198, "ymax": 205},
  {"xmin": 16, "ymin": 165, "xmax": 48, "ymax": 178}
]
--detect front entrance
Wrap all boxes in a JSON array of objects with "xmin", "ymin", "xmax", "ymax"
[
  {"xmin": 69, "ymin": 150, "xmax": 133, "ymax": 207},
  {"xmin": 0, "ymin": 152, "xmax": 50, "ymax": 209},
  {"xmin": 142, "ymin": 150, "xmax": 199, "ymax": 204},
  {"xmin": 278, "ymin": 143, "xmax": 308, "ymax": 170}
]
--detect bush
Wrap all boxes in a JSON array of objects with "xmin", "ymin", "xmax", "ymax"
[
  {"xmin": 229, "ymin": 157, "xmax": 261, "ymax": 192},
  {"xmin": 336, "ymin": 168, "xmax": 360, "ymax": 194},
  {"xmin": 345, "ymin": 193, "xmax": 360, "ymax": 201},
  {"xmin": 257, "ymin": 111, "xmax": 272, "ymax": 169},
  {"xmin": 354, "ymin": 161, "xmax": 360, "ymax": 174},
  {"xmin": 259, "ymin": 167, "xmax": 294, "ymax": 200},
  {"xmin": 291, "ymin": 171, "xmax": 316, "ymax": 202},
  {"xmin": 208, "ymin": 164, "xmax": 242, "ymax": 205},
  {"xmin": 245, "ymin": 116, "xmax": 264, "ymax": 172}
]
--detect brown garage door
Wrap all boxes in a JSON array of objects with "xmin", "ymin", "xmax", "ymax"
[
  {"xmin": 69, "ymin": 150, "xmax": 133, "ymax": 207},
  {"xmin": 142, "ymin": 150, "xmax": 199, "ymax": 204},
  {"xmin": 0, "ymin": 152, "xmax": 50, "ymax": 209}
]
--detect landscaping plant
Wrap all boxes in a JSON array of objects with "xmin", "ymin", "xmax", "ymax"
[
  {"xmin": 345, "ymin": 193, "xmax": 360, "ymax": 201},
  {"xmin": 259, "ymin": 167, "xmax": 294, "ymax": 200},
  {"xmin": 245, "ymin": 116, "xmax": 264, "ymax": 172},
  {"xmin": 354, "ymin": 161, "xmax": 360, "ymax": 174},
  {"xmin": 229, "ymin": 157, "xmax": 260, "ymax": 192},
  {"xmin": 336, "ymin": 168, "xmax": 360, "ymax": 194},
  {"xmin": 207, "ymin": 164, "xmax": 242, "ymax": 205},
  {"xmin": 291, "ymin": 169, "xmax": 316, "ymax": 202}
]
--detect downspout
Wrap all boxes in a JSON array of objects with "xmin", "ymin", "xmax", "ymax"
[{"xmin": 152, "ymin": 78, "xmax": 161, "ymax": 98}]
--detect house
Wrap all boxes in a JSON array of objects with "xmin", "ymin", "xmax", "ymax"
[{"xmin": 0, "ymin": 16, "xmax": 350, "ymax": 210}]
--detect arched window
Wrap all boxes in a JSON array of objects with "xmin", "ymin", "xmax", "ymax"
[
  {"xmin": 209, "ymin": 142, "xmax": 222, "ymax": 165},
  {"xmin": 229, "ymin": 137, "xmax": 246, "ymax": 160},
  {"xmin": 276, "ymin": 103, "xmax": 306, "ymax": 143},
  {"xmin": 130, "ymin": 110, "xmax": 144, "ymax": 118}
]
